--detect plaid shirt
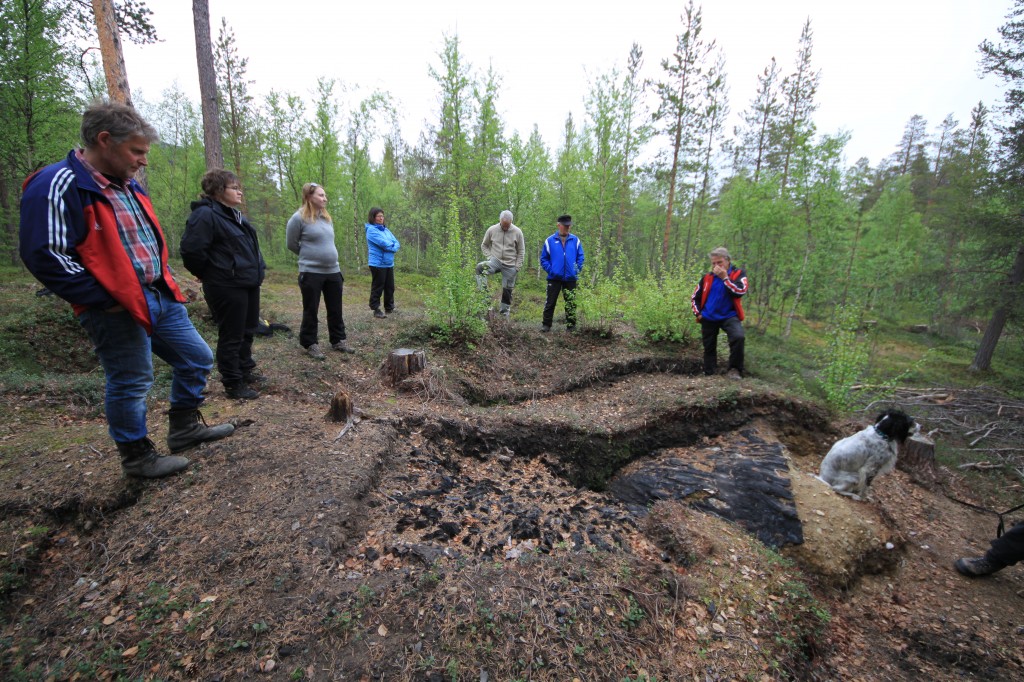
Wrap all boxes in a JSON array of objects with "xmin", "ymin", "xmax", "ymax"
[{"xmin": 75, "ymin": 150, "xmax": 162, "ymax": 285}]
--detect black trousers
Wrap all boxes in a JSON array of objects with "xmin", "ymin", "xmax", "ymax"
[
  {"xmin": 987, "ymin": 521, "xmax": 1024, "ymax": 567},
  {"xmin": 203, "ymin": 283, "xmax": 259, "ymax": 385},
  {"xmin": 700, "ymin": 316, "xmax": 745, "ymax": 375},
  {"xmin": 542, "ymin": 279, "xmax": 578, "ymax": 327},
  {"xmin": 298, "ymin": 272, "xmax": 346, "ymax": 348},
  {"xmin": 368, "ymin": 266, "xmax": 395, "ymax": 312}
]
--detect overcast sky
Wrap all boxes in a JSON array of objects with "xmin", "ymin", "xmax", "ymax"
[{"xmin": 121, "ymin": 0, "xmax": 1011, "ymax": 168}]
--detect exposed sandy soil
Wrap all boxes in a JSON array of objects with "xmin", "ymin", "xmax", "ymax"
[{"xmin": 1, "ymin": 285, "xmax": 1022, "ymax": 681}]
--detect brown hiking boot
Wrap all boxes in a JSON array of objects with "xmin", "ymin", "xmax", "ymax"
[
  {"xmin": 167, "ymin": 408, "xmax": 235, "ymax": 452},
  {"xmin": 118, "ymin": 438, "xmax": 189, "ymax": 479}
]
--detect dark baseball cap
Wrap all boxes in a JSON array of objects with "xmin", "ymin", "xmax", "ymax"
[{"xmin": 557, "ymin": 214, "xmax": 573, "ymax": 226}]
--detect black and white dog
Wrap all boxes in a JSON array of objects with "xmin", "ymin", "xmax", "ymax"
[{"xmin": 818, "ymin": 410, "xmax": 919, "ymax": 500}]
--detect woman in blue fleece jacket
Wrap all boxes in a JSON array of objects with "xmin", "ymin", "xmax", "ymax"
[{"xmin": 365, "ymin": 207, "xmax": 400, "ymax": 317}]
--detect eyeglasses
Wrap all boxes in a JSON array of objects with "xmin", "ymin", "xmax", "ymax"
[{"xmin": 226, "ymin": 185, "xmax": 242, "ymax": 191}]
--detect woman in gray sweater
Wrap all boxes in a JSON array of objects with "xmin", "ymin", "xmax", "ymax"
[{"xmin": 285, "ymin": 183, "xmax": 354, "ymax": 359}]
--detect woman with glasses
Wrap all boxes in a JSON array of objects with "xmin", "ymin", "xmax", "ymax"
[
  {"xmin": 286, "ymin": 183, "xmax": 354, "ymax": 360},
  {"xmin": 181, "ymin": 169, "xmax": 266, "ymax": 400},
  {"xmin": 365, "ymin": 207, "xmax": 400, "ymax": 318}
]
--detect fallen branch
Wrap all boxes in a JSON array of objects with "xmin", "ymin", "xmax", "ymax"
[
  {"xmin": 957, "ymin": 462, "xmax": 1004, "ymax": 471},
  {"xmin": 969, "ymin": 426, "xmax": 998, "ymax": 447}
]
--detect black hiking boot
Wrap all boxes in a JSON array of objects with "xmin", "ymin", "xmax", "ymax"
[
  {"xmin": 118, "ymin": 438, "xmax": 190, "ymax": 479},
  {"xmin": 955, "ymin": 556, "xmax": 1005, "ymax": 577},
  {"xmin": 167, "ymin": 408, "xmax": 235, "ymax": 452},
  {"xmin": 225, "ymin": 383, "xmax": 260, "ymax": 400},
  {"xmin": 242, "ymin": 370, "xmax": 267, "ymax": 385}
]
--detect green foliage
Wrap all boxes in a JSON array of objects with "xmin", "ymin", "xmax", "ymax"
[
  {"xmin": 576, "ymin": 253, "xmax": 625, "ymax": 335},
  {"xmin": 0, "ymin": 526, "xmax": 47, "ymax": 600},
  {"xmin": 4, "ymin": 4, "xmax": 1022, "ymax": 375},
  {"xmin": 623, "ymin": 265, "xmax": 697, "ymax": 343},
  {"xmin": 139, "ymin": 84, "xmax": 207, "ymax": 256},
  {"xmin": 621, "ymin": 595, "xmax": 646, "ymax": 629},
  {"xmin": 425, "ymin": 194, "xmax": 489, "ymax": 346},
  {"xmin": 0, "ymin": 0, "xmax": 81, "ymax": 262},
  {"xmin": 817, "ymin": 305, "xmax": 870, "ymax": 412}
]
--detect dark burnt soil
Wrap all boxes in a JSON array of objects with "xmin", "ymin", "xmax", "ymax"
[{"xmin": 1, "ymin": 302, "xmax": 1023, "ymax": 681}]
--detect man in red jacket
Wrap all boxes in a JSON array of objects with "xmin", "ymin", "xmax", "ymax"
[
  {"xmin": 19, "ymin": 101, "xmax": 234, "ymax": 479},
  {"xmin": 690, "ymin": 247, "xmax": 748, "ymax": 379}
]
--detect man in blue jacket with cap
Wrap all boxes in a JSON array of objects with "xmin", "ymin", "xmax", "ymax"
[{"xmin": 540, "ymin": 214, "xmax": 585, "ymax": 332}]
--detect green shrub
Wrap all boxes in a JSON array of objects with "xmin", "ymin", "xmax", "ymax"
[
  {"xmin": 425, "ymin": 191, "xmax": 489, "ymax": 346},
  {"xmin": 817, "ymin": 305, "xmax": 870, "ymax": 411},
  {"xmin": 576, "ymin": 255, "xmax": 627, "ymax": 336},
  {"xmin": 623, "ymin": 265, "xmax": 697, "ymax": 343}
]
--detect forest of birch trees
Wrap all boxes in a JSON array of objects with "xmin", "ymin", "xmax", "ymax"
[{"xmin": 2, "ymin": 0, "xmax": 1023, "ymax": 367}]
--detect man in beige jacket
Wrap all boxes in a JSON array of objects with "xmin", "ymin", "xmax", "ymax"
[{"xmin": 476, "ymin": 210, "xmax": 525, "ymax": 317}]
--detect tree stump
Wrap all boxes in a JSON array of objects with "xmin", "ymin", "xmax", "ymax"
[
  {"xmin": 324, "ymin": 388, "xmax": 353, "ymax": 423},
  {"xmin": 383, "ymin": 348, "xmax": 427, "ymax": 385},
  {"xmin": 897, "ymin": 434, "xmax": 939, "ymax": 485}
]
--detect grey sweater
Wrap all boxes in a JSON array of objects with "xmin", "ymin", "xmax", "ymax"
[
  {"xmin": 481, "ymin": 223, "xmax": 525, "ymax": 269},
  {"xmin": 286, "ymin": 212, "xmax": 340, "ymax": 274}
]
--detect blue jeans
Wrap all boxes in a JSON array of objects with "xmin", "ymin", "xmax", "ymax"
[{"xmin": 78, "ymin": 284, "xmax": 213, "ymax": 443}]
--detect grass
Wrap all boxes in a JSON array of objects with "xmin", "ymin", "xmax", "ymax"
[{"xmin": 747, "ymin": 312, "xmax": 1024, "ymax": 410}]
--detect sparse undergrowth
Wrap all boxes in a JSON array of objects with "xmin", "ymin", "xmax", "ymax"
[{"xmin": 0, "ymin": 266, "xmax": 1022, "ymax": 681}]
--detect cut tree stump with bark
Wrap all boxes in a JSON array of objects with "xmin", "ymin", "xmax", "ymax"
[
  {"xmin": 383, "ymin": 348, "xmax": 427, "ymax": 385},
  {"xmin": 897, "ymin": 433, "xmax": 939, "ymax": 485}
]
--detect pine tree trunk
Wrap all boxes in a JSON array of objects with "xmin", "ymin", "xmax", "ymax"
[
  {"xmin": 192, "ymin": 0, "xmax": 223, "ymax": 170},
  {"xmin": 970, "ymin": 241, "xmax": 1024, "ymax": 371},
  {"xmin": 91, "ymin": 0, "xmax": 132, "ymax": 106}
]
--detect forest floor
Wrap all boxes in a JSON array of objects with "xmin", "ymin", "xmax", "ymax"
[{"xmin": 1, "ymin": 273, "xmax": 1023, "ymax": 681}]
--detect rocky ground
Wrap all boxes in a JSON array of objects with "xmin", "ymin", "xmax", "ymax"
[{"xmin": 1, "ymin": 282, "xmax": 1023, "ymax": 681}]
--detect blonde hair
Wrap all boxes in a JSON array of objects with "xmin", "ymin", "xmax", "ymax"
[{"xmin": 299, "ymin": 182, "xmax": 332, "ymax": 224}]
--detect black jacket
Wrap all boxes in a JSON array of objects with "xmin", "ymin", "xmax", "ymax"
[{"xmin": 181, "ymin": 198, "xmax": 266, "ymax": 288}]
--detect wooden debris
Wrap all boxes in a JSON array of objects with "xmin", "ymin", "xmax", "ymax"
[{"xmin": 957, "ymin": 461, "xmax": 1004, "ymax": 471}]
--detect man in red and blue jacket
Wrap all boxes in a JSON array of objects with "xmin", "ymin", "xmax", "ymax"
[
  {"xmin": 19, "ymin": 101, "xmax": 233, "ymax": 479},
  {"xmin": 691, "ymin": 247, "xmax": 748, "ymax": 378}
]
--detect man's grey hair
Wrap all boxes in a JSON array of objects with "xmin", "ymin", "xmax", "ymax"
[
  {"xmin": 81, "ymin": 100, "xmax": 159, "ymax": 148},
  {"xmin": 709, "ymin": 247, "xmax": 731, "ymax": 261},
  {"xmin": 499, "ymin": 210, "xmax": 513, "ymax": 222}
]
